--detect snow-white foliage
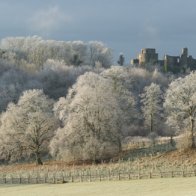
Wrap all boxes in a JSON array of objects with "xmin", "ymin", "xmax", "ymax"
[
  {"xmin": 152, "ymin": 68, "xmax": 169, "ymax": 87},
  {"xmin": 0, "ymin": 89, "xmax": 58, "ymax": 164},
  {"xmin": 50, "ymin": 72, "xmax": 135, "ymax": 162},
  {"xmin": 164, "ymin": 72, "xmax": 196, "ymax": 147},
  {"xmin": 102, "ymin": 66, "xmax": 166, "ymax": 96},
  {"xmin": 102, "ymin": 66, "xmax": 170, "ymax": 136},
  {"xmin": 88, "ymin": 41, "xmax": 112, "ymax": 67},
  {"xmin": 140, "ymin": 83, "xmax": 163, "ymax": 133},
  {"xmin": 0, "ymin": 36, "xmax": 112, "ymax": 69},
  {"xmin": 0, "ymin": 56, "xmax": 100, "ymax": 113},
  {"xmin": 102, "ymin": 66, "xmax": 138, "ymax": 126}
]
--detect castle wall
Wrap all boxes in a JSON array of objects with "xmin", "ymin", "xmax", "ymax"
[
  {"xmin": 138, "ymin": 49, "xmax": 158, "ymax": 65},
  {"xmin": 164, "ymin": 55, "xmax": 180, "ymax": 67},
  {"xmin": 164, "ymin": 55, "xmax": 180, "ymax": 72},
  {"xmin": 188, "ymin": 56, "xmax": 196, "ymax": 70},
  {"xmin": 131, "ymin": 47, "xmax": 196, "ymax": 73},
  {"xmin": 180, "ymin": 48, "xmax": 188, "ymax": 68},
  {"xmin": 131, "ymin": 59, "xmax": 139, "ymax": 65}
]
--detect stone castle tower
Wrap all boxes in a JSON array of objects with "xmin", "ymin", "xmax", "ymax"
[{"xmin": 131, "ymin": 48, "xmax": 196, "ymax": 73}]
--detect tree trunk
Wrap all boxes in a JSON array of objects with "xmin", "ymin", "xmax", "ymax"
[
  {"xmin": 117, "ymin": 138, "xmax": 122, "ymax": 153},
  {"xmin": 118, "ymin": 138, "xmax": 122, "ymax": 153},
  {"xmin": 170, "ymin": 135, "xmax": 174, "ymax": 146},
  {"xmin": 150, "ymin": 114, "xmax": 153, "ymax": 133},
  {"xmin": 35, "ymin": 152, "xmax": 43, "ymax": 165},
  {"xmin": 190, "ymin": 118, "xmax": 195, "ymax": 148}
]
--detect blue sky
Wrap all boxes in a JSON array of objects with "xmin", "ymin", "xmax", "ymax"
[{"xmin": 1, "ymin": 0, "xmax": 196, "ymax": 63}]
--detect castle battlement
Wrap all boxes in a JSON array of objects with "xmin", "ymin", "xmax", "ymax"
[{"xmin": 131, "ymin": 48, "xmax": 196, "ymax": 73}]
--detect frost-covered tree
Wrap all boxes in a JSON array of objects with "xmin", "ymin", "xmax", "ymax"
[
  {"xmin": 164, "ymin": 72, "xmax": 196, "ymax": 148},
  {"xmin": 102, "ymin": 66, "xmax": 169, "ymax": 136},
  {"xmin": 0, "ymin": 89, "xmax": 58, "ymax": 165},
  {"xmin": 140, "ymin": 83, "xmax": 163, "ymax": 134},
  {"xmin": 88, "ymin": 41, "xmax": 112, "ymax": 67},
  {"xmin": 50, "ymin": 72, "xmax": 135, "ymax": 162},
  {"xmin": 102, "ymin": 66, "xmax": 139, "ymax": 135},
  {"xmin": 0, "ymin": 37, "xmax": 112, "ymax": 69},
  {"xmin": 38, "ymin": 59, "xmax": 95, "ymax": 99}
]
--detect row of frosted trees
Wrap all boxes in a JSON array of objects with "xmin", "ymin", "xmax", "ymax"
[
  {"xmin": 0, "ymin": 65, "xmax": 195, "ymax": 165},
  {"xmin": 0, "ymin": 36, "xmax": 112, "ymax": 70}
]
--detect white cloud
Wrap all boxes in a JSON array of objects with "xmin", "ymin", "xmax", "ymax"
[{"xmin": 29, "ymin": 6, "xmax": 72, "ymax": 34}]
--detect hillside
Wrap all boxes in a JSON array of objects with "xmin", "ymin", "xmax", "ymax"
[{"xmin": 1, "ymin": 148, "xmax": 196, "ymax": 175}]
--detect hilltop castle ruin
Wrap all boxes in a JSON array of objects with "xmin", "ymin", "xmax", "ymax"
[{"xmin": 131, "ymin": 48, "xmax": 196, "ymax": 73}]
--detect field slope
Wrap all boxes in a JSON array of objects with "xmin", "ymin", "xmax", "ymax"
[{"xmin": 0, "ymin": 177, "xmax": 196, "ymax": 196}]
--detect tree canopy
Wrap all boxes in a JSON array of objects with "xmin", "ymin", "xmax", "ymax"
[
  {"xmin": 0, "ymin": 89, "xmax": 58, "ymax": 164},
  {"xmin": 50, "ymin": 72, "xmax": 135, "ymax": 162},
  {"xmin": 164, "ymin": 72, "xmax": 196, "ymax": 147}
]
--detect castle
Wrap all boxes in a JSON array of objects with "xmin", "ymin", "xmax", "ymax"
[{"xmin": 131, "ymin": 48, "xmax": 196, "ymax": 73}]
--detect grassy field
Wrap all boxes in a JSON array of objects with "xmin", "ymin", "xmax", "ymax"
[{"xmin": 0, "ymin": 177, "xmax": 196, "ymax": 196}]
